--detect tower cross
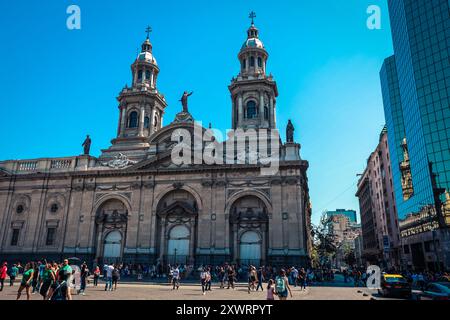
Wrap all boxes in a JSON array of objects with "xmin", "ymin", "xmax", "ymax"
[
  {"xmin": 249, "ymin": 11, "xmax": 256, "ymax": 25},
  {"xmin": 145, "ymin": 26, "xmax": 152, "ymax": 39}
]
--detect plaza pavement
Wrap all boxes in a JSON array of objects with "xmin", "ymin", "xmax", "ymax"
[{"xmin": 0, "ymin": 281, "xmax": 371, "ymax": 300}]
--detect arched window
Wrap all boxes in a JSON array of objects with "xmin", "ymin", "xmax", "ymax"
[
  {"xmin": 128, "ymin": 111, "xmax": 138, "ymax": 128},
  {"xmin": 264, "ymin": 106, "xmax": 269, "ymax": 120},
  {"xmin": 246, "ymin": 101, "xmax": 257, "ymax": 119},
  {"xmin": 145, "ymin": 70, "xmax": 151, "ymax": 81},
  {"xmin": 137, "ymin": 70, "xmax": 143, "ymax": 81},
  {"xmin": 242, "ymin": 59, "xmax": 246, "ymax": 70},
  {"xmin": 154, "ymin": 115, "xmax": 159, "ymax": 129},
  {"xmin": 144, "ymin": 116, "xmax": 150, "ymax": 129},
  {"xmin": 250, "ymin": 56, "xmax": 255, "ymax": 67},
  {"xmin": 258, "ymin": 57, "xmax": 262, "ymax": 68}
]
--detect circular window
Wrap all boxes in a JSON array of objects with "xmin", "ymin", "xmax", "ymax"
[
  {"xmin": 16, "ymin": 205, "xmax": 24, "ymax": 214},
  {"xmin": 50, "ymin": 203, "xmax": 59, "ymax": 213}
]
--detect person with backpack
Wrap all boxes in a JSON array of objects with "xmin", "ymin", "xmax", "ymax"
[
  {"xmin": 112, "ymin": 265, "xmax": 120, "ymax": 291},
  {"xmin": 275, "ymin": 269, "xmax": 293, "ymax": 300},
  {"xmin": 9, "ymin": 264, "xmax": 19, "ymax": 287}
]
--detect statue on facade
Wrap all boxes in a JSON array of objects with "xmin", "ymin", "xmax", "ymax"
[
  {"xmin": 286, "ymin": 120, "xmax": 294, "ymax": 143},
  {"xmin": 179, "ymin": 91, "xmax": 193, "ymax": 113},
  {"xmin": 82, "ymin": 135, "xmax": 91, "ymax": 155}
]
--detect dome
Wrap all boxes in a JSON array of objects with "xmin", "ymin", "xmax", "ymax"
[
  {"xmin": 137, "ymin": 51, "xmax": 157, "ymax": 65},
  {"xmin": 241, "ymin": 37, "xmax": 264, "ymax": 49}
]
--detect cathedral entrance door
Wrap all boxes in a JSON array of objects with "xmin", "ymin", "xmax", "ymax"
[
  {"xmin": 239, "ymin": 231, "xmax": 261, "ymax": 266},
  {"xmin": 103, "ymin": 230, "xmax": 122, "ymax": 263},
  {"xmin": 167, "ymin": 225, "xmax": 190, "ymax": 265}
]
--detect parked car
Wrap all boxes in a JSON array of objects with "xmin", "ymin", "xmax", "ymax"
[
  {"xmin": 378, "ymin": 274, "xmax": 412, "ymax": 299},
  {"xmin": 418, "ymin": 282, "xmax": 450, "ymax": 301}
]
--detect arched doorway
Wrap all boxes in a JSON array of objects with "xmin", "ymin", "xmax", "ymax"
[
  {"xmin": 167, "ymin": 225, "xmax": 190, "ymax": 265},
  {"xmin": 103, "ymin": 231, "xmax": 122, "ymax": 263},
  {"xmin": 156, "ymin": 189, "xmax": 198, "ymax": 266},
  {"xmin": 239, "ymin": 231, "xmax": 262, "ymax": 266},
  {"xmin": 229, "ymin": 195, "xmax": 269, "ymax": 266},
  {"xmin": 94, "ymin": 198, "xmax": 129, "ymax": 264}
]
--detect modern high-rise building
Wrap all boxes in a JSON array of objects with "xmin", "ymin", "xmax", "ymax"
[{"xmin": 380, "ymin": 0, "xmax": 450, "ymax": 271}]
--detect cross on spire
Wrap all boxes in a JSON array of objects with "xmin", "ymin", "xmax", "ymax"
[
  {"xmin": 249, "ymin": 11, "xmax": 256, "ymax": 25},
  {"xmin": 145, "ymin": 26, "xmax": 152, "ymax": 39}
]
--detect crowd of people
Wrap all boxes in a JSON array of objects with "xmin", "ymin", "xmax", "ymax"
[{"xmin": 6, "ymin": 258, "xmax": 447, "ymax": 300}]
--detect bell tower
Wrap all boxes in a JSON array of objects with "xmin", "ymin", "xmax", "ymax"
[
  {"xmin": 100, "ymin": 27, "xmax": 168, "ymax": 161},
  {"xmin": 229, "ymin": 12, "xmax": 278, "ymax": 130}
]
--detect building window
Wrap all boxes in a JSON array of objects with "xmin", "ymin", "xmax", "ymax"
[
  {"xmin": 46, "ymin": 228, "xmax": 56, "ymax": 246},
  {"xmin": 138, "ymin": 70, "xmax": 143, "ymax": 81},
  {"xmin": 144, "ymin": 116, "xmax": 150, "ymax": 129},
  {"xmin": 128, "ymin": 111, "xmax": 138, "ymax": 128},
  {"xmin": 50, "ymin": 203, "xmax": 59, "ymax": 213},
  {"xmin": 16, "ymin": 205, "xmax": 24, "ymax": 214},
  {"xmin": 258, "ymin": 57, "xmax": 262, "ymax": 68},
  {"xmin": 154, "ymin": 115, "xmax": 159, "ymax": 129},
  {"xmin": 246, "ymin": 101, "xmax": 257, "ymax": 119},
  {"xmin": 250, "ymin": 56, "xmax": 255, "ymax": 67},
  {"xmin": 242, "ymin": 59, "xmax": 246, "ymax": 70},
  {"xmin": 403, "ymin": 245, "xmax": 410, "ymax": 254},
  {"xmin": 264, "ymin": 106, "xmax": 269, "ymax": 120},
  {"xmin": 11, "ymin": 229, "xmax": 20, "ymax": 246},
  {"xmin": 145, "ymin": 70, "xmax": 151, "ymax": 81}
]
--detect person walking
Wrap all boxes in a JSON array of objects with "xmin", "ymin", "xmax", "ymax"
[
  {"xmin": 39, "ymin": 263, "xmax": 55, "ymax": 300},
  {"xmin": 227, "ymin": 266, "xmax": 235, "ymax": 290},
  {"xmin": 200, "ymin": 268, "xmax": 208, "ymax": 295},
  {"xmin": 79, "ymin": 262, "xmax": 89, "ymax": 295},
  {"xmin": 248, "ymin": 266, "xmax": 258, "ymax": 294},
  {"xmin": 93, "ymin": 265, "xmax": 100, "ymax": 287},
  {"xmin": 275, "ymin": 269, "xmax": 293, "ymax": 300},
  {"xmin": 206, "ymin": 267, "xmax": 212, "ymax": 291},
  {"xmin": 299, "ymin": 268, "xmax": 307, "ymax": 290},
  {"xmin": 16, "ymin": 262, "xmax": 34, "ymax": 300},
  {"xmin": 31, "ymin": 263, "xmax": 39, "ymax": 294},
  {"xmin": 266, "ymin": 279, "xmax": 276, "ymax": 301},
  {"xmin": 60, "ymin": 259, "xmax": 73, "ymax": 300},
  {"xmin": 9, "ymin": 264, "xmax": 19, "ymax": 287},
  {"xmin": 104, "ymin": 263, "xmax": 114, "ymax": 291},
  {"xmin": 0, "ymin": 262, "xmax": 7, "ymax": 291},
  {"xmin": 256, "ymin": 267, "xmax": 265, "ymax": 291},
  {"xmin": 112, "ymin": 265, "xmax": 120, "ymax": 291},
  {"xmin": 171, "ymin": 265, "xmax": 180, "ymax": 290}
]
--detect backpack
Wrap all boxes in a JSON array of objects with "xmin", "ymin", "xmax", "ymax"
[
  {"xmin": 276, "ymin": 276, "xmax": 286, "ymax": 293},
  {"xmin": 51, "ymin": 281, "xmax": 67, "ymax": 301}
]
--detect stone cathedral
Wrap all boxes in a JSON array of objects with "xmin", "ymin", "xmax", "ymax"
[{"xmin": 0, "ymin": 18, "xmax": 312, "ymax": 267}]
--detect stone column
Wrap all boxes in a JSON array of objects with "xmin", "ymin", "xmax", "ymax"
[
  {"xmin": 270, "ymin": 97, "xmax": 275, "ymax": 128},
  {"xmin": 159, "ymin": 218, "xmax": 166, "ymax": 261},
  {"xmin": 259, "ymin": 91, "xmax": 265, "ymax": 125},
  {"xmin": 139, "ymin": 105, "xmax": 145, "ymax": 137},
  {"xmin": 231, "ymin": 98, "xmax": 236, "ymax": 129},
  {"xmin": 150, "ymin": 70, "xmax": 154, "ymax": 88},
  {"xmin": 120, "ymin": 105, "xmax": 127, "ymax": 137},
  {"xmin": 150, "ymin": 107, "xmax": 156, "ymax": 135},
  {"xmin": 238, "ymin": 94, "xmax": 243, "ymax": 127},
  {"xmin": 117, "ymin": 108, "xmax": 123, "ymax": 136}
]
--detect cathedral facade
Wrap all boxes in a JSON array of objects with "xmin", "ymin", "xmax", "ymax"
[{"xmin": 0, "ymin": 20, "xmax": 312, "ymax": 267}]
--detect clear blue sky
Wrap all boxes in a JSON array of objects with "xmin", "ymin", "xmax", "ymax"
[{"xmin": 0, "ymin": 0, "xmax": 393, "ymax": 225}]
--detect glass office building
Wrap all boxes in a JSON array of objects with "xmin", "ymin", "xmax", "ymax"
[{"xmin": 381, "ymin": 0, "xmax": 450, "ymax": 270}]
